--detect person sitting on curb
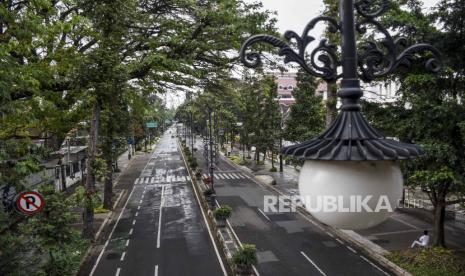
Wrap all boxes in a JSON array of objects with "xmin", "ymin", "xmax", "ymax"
[{"xmin": 410, "ymin": 230, "xmax": 430, "ymax": 248}]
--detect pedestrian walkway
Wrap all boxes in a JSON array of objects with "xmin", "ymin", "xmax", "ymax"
[
  {"xmin": 134, "ymin": 175, "xmax": 191, "ymax": 184},
  {"xmin": 212, "ymin": 172, "xmax": 250, "ymax": 180}
]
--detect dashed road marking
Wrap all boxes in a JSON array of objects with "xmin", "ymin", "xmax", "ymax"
[
  {"xmin": 257, "ymin": 208, "xmax": 271, "ymax": 221},
  {"xmin": 115, "ymin": 268, "xmax": 121, "ymax": 276},
  {"xmin": 301, "ymin": 251, "xmax": 327, "ymax": 276},
  {"xmin": 135, "ymin": 212, "xmax": 139, "ymax": 217},
  {"xmin": 336, "ymin": 238, "xmax": 344, "ymax": 245},
  {"xmin": 154, "ymin": 265, "xmax": 159, "ymax": 276},
  {"xmin": 129, "ymin": 228, "xmax": 133, "ymax": 235},
  {"xmin": 125, "ymin": 239, "xmax": 130, "ymax": 246},
  {"xmin": 132, "ymin": 219, "xmax": 136, "ymax": 225},
  {"xmin": 360, "ymin": 256, "xmax": 390, "ymax": 276},
  {"xmin": 120, "ymin": 252, "xmax": 126, "ymax": 261},
  {"xmin": 347, "ymin": 246, "xmax": 357, "ymax": 254},
  {"xmin": 157, "ymin": 185, "xmax": 165, "ymax": 249}
]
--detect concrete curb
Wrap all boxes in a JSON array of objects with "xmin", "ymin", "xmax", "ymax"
[{"xmin": 219, "ymin": 153, "xmax": 412, "ymax": 276}]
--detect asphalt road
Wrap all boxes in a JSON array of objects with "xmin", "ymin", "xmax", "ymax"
[
  {"xmin": 90, "ymin": 129, "xmax": 225, "ymax": 276},
  {"xmin": 194, "ymin": 137, "xmax": 393, "ymax": 276}
]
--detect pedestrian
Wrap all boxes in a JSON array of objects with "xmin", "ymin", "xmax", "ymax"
[{"xmin": 410, "ymin": 230, "xmax": 430, "ymax": 248}]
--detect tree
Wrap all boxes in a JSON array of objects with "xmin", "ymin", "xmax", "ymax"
[
  {"xmin": 322, "ymin": 0, "xmax": 340, "ymax": 126},
  {"xmin": 362, "ymin": 0, "xmax": 465, "ymax": 247},
  {"xmin": 284, "ymin": 70, "xmax": 325, "ymax": 143}
]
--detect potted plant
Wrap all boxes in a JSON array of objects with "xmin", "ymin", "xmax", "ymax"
[
  {"xmin": 213, "ymin": 205, "xmax": 232, "ymax": 227},
  {"xmin": 233, "ymin": 244, "xmax": 258, "ymax": 275},
  {"xmin": 195, "ymin": 168, "xmax": 202, "ymax": 180},
  {"xmin": 203, "ymin": 187, "xmax": 214, "ymax": 197},
  {"xmin": 190, "ymin": 157, "xmax": 198, "ymax": 169}
]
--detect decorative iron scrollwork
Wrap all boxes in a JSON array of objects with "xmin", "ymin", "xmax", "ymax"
[
  {"xmin": 355, "ymin": 0, "xmax": 443, "ymax": 81},
  {"xmin": 240, "ymin": 16, "xmax": 341, "ymax": 82},
  {"xmin": 240, "ymin": 0, "xmax": 443, "ymax": 83}
]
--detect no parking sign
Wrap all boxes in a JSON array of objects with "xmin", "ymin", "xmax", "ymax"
[{"xmin": 15, "ymin": 191, "xmax": 45, "ymax": 216}]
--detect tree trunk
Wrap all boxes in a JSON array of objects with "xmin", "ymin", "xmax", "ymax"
[
  {"xmin": 433, "ymin": 199, "xmax": 446, "ymax": 247},
  {"xmin": 82, "ymin": 101, "xmax": 100, "ymax": 239},
  {"xmin": 271, "ymin": 150, "xmax": 274, "ymax": 168},
  {"xmin": 325, "ymin": 82, "xmax": 338, "ymax": 126},
  {"xmin": 103, "ymin": 156, "xmax": 113, "ymax": 210}
]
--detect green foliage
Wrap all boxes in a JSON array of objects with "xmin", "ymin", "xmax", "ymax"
[
  {"xmin": 387, "ymin": 248, "xmax": 465, "ymax": 276},
  {"xmin": 213, "ymin": 205, "xmax": 233, "ymax": 220},
  {"xmin": 233, "ymin": 244, "xmax": 258, "ymax": 267},
  {"xmin": 269, "ymin": 167, "xmax": 277, "ymax": 172},
  {"xmin": 1, "ymin": 184, "xmax": 90, "ymax": 275},
  {"xmin": 361, "ymin": 0, "xmax": 465, "ymax": 246},
  {"xmin": 284, "ymin": 70, "xmax": 325, "ymax": 142},
  {"xmin": 91, "ymin": 155, "xmax": 108, "ymax": 182},
  {"xmin": 68, "ymin": 186, "xmax": 102, "ymax": 210}
]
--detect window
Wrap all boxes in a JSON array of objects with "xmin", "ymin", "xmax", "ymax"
[{"xmin": 288, "ymin": 85, "xmax": 293, "ymax": 90}]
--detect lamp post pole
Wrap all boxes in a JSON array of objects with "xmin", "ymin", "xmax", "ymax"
[
  {"xmin": 207, "ymin": 108, "xmax": 216, "ymax": 209},
  {"xmin": 240, "ymin": 0, "xmax": 443, "ymax": 230}
]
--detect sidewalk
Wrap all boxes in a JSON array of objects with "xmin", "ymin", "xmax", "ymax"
[{"xmin": 232, "ymin": 150, "xmax": 465, "ymax": 252}]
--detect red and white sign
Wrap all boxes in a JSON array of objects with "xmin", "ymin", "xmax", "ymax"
[{"xmin": 16, "ymin": 191, "xmax": 45, "ymax": 215}]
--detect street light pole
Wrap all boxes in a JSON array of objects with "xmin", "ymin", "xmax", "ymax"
[{"xmin": 240, "ymin": 0, "xmax": 443, "ymax": 230}]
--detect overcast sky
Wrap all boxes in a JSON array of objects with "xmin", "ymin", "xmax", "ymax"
[{"xmin": 253, "ymin": 0, "xmax": 440, "ymax": 38}]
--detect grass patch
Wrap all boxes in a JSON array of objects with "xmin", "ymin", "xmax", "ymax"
[
  {"xmin": 387, "ymin": 248, "xmax": 465, "ymax": 276},
  {"xmin": 229, "ymin": 155, "xmax": 241, "ymax": 165},
  {"xmin": 94, "ymin": 205, "xmax": 110, "ymax": 214}
]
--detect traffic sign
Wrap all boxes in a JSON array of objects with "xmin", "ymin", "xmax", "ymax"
[
  {"xmin": 146, "ymin": 121, "xmax": 157, "ymax": 128},
  {"xmin": 16, "ymin": 191, "xmax": 45, "ymax": 215}
]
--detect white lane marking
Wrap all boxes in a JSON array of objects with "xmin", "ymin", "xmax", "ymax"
[
  {"xmin": 137, "ymin": 206, "xmax": 141, "ymax": 210},
  {"xmin": 223, "ymin": 174, "xmax": 230, "ymax": 179},
  {"xmin": 214, "ymin": 174, "xmax": 219, "ymax": 179},
  {"xmin": 129, "ymin": 228, "xmax": 133, "ymax": 235},
  {"xmin": 257, "ymin": 208, "xmax": 271, "ymax": 221},
  {"xmin": 145, "ymin": 177, "xmax": 149, "ymax": 184},
  {"xmin": 151, "ymin": 177, "xmax": 155, "ymax": 183},
  {"xmin": 157, "ymin": 185, "xmax": 165, "ymax": 248},
  {"xmin": 347, "ymin": 246, "xmax": 357, "ymax": 254},
  {"xmin": 115, "ymin": 268, "xmax": 121, "ymax": 276},
  {"xmin": 135, "ymin": 212, "xmax": 139, "ymax": 217},
  {"xmin": 141, "ymin": 194, "xmax": 144, "ymax": 199},
  {"xmin": 120, "ymin": 252, "xmax": 126, "ymax": 261},
  {"xmin": 135, "ymin": 178, "xmax": 140, "ymax": 184},
  {"xmin": 154, "ymin": 265, "xmax": 159, "ymax": 276},
  {"xmin": 203, "ymin": 174, "xmax": 208, "ymax": 179},
  {"xmin": 228, "ymin": 173, "xmax": 237, "ymax": 179},
  {"xmin": 218, "ymin": 174, "xmax": 225, "ymax": 179},
  {"xmin": 391, "ymin": 216, "xmax": 421, "ymax": 230},
  {"xmin": 300, "ymin": 251, "xmax": 327, "ymax": 276},
  {"xmin": 360, "ymin": 256, "xmax": 390, "ymax": 276},
  {"xmin": 132, "ymin": 219, "xmax": 136, "ymax": 225},
  {"xmin": 335, "ymin": 238, "xmax": 344, "ymax": 245},
  {"xmin": 232, "ymin": 173, "xmax": 241, "ymax": 179},
  {"xmin": 90, "ymin": 174, "xmax": 139, "ymax": 276},
  {"xmin": 139, "ymin": 199, "xmax": 143, "ymax": 204},
  {"xmin": 125, "ymin": 239, "xmax": 130, "ymax": 246},
  {"xmin": 326, "ymin": 232, "xmax": 334, "ymax": 238}
]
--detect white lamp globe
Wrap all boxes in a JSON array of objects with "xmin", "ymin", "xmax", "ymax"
[{"xmin": 298, "ymin": 160, "xmax": 403, "ymax": 230}]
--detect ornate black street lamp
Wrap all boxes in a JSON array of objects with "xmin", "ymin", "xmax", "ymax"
[{"xmin": 240, "ymin": 0, "xmax": 442, "ymax": 230}]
